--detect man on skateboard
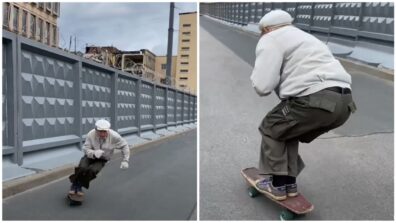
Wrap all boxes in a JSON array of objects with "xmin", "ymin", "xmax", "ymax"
[
  {"xmin": 250, "ymin": 10, "xmax": 356, "ymax": 201},
  {"xmin": 68, "ymin": 119, "xmax": 130, "ymax": 196}
]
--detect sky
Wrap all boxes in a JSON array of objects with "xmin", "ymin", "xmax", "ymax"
[{"xmin": 58, "ymin": 2, "xmax": 197, "ymax": 56}]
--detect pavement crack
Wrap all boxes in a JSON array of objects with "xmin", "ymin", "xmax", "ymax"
[
  {"xmin": 21, "ymin": 167, "xmax": 45, "ymax": 173},
  {"xmin": 318, "ymin": 131, "xmax": 393, "ymax": 140}
]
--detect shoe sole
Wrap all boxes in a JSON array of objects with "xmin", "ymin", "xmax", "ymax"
[
  {"xmin": 287, "ymin": 192, "xmax": 298, "ymax": 197},
  {"xmin": 253, "ymin": 185, "xmax": 287, "ymax": 201}
]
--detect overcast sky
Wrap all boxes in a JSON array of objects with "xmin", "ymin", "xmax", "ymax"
[{"xmin": 59, "ymin": 2, "xmax": 197, "ymax": 56}]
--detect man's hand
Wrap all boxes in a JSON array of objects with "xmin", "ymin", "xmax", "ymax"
[
  {"xmin": 94, "ymin": 150, "xmax": 104, "ymax": 159},
  {"xmin": 120, "ymin": 161, "xmax": 129, "ymax": 170},
  {"xmin": 86, "ymin": 149, "xmax": 95, "ymax": 159}
]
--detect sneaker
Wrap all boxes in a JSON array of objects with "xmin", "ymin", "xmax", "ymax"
[
  {"xmin": 255, "ymin": 176, "xmax": 287, "ymax": 201},
  {"xmin": 68, "ymin": 184, "xmax": 76, "ymax": 195},
  {"xmin": 286, "ymin": 183, "xmax": 298, "ymax": 197}
]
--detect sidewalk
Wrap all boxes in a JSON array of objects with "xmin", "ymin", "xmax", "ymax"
[{"xmin": 199, "ymin": 18, "xmax": 393, "ymax": 220}]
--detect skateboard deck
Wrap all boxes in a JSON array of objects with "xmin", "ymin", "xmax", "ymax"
[
  {"xmin": 67, "ymin": 193, "xmax": 84, "ymax": 206},
  {"xmin": 241, "ymin": 167, "xmax": 314, "ymax": 220}
]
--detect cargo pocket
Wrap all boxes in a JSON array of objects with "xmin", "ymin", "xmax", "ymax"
[
  {"xmin": 347, "ymin": 101, "xmax": 357, "ymax": 113},
  {"xmin": 259, "ymin": 103, "xmax": 299, "ymax": 140},
  {"xmin": 308, "ymin": 95, "xmax": 337, "ymax": 113}
]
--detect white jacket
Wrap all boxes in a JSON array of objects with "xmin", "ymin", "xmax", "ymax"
[
  {"xmin": 83, "ymin": 129, "xmax": 130, "ymax": 162},
  {"xmin": 250, "ymin": 25, "xmax": 351, "ymax": 99}
]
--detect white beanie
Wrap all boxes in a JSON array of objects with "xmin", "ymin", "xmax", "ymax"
[
  {"xmin": 95, "ymin": 119, "xmax": 111, "ymax": 131},
  {"xmin": 259, "ymin": 10, "xmax": 293, "ymax": 30}
]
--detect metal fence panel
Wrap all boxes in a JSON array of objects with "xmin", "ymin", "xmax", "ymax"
[
  {"xmin": 116, "ymin": 75, "xmax": 138, "ymax": 133},
  {"xmin": 20, "ymin": 47, "xmax": 77, "ymax": 144},
  {"xmin": 155, "ymin": 86, "xmax": 166, "ymax": 128},
  {"xmin": 176, "ymin": 91, "xmax": 183, "ymax": 123},
  {"xmin": 81, "ymin": 65, "xmax": 112, "ymax": 135},
  {"xmin": 140, "ymin": 81, "xmax": 154, "ymax": 130},
  {"xmin": 167, "ymin": 89, "xmax": 176, "ymax": 124}
]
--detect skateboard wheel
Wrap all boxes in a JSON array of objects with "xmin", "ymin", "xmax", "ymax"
[
  {"xmin": 280, "ymin": 210, "xmax": 295, "ymax": 220},
  {"xmin": 248, "ymin": 186, "xmax": 259, "ymax": 198}
]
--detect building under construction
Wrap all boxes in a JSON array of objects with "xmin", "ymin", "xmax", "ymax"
[{"xmin": 84, "ymin": 46, "xmax": 157, "ymax": 82}]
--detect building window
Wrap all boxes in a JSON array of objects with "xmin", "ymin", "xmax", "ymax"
[
  {"xmin": 12, "ymin": 6, "xmax": 19, "ymax": 31},
  {"xmin": 161, "ymin": 64, "xmax": 166, "ymax": 70},
  {"xmin": 181, "ymin": 54, "xmax": 189, "ymax": 58},
  {"xmin": 52, "ymin": 25, "xmax": 57, "ymax": 46},
  {"xmin": 182, "ymin": 39, "xmax": 190, "ymax": 43},
  {"xmin": 180, "ymin": 77, "xmax": 188, "ymax": 80},
  {"xmin": 38, "ymin": 2, "xmax": 44, "ymax": 9},
  {"xmin": 3, "ymin": 3, "xmax": 10, "ymax": 28},
  {"xmin": 46, "ymin": 22, "xmax": 50, "ymax": 45},
  {"xmin": 181, "ymin": 47, "xmax": 190, "ymax": 51},
  {"xmin": 37, "ymin": 18, "xmax": 43, "ymax": 41},
  {"xmin": 182, "ymin": 24, "xmax": 191, "ymax": 27},
  {"xmin": 181, "ymin": 62, "xmax": 189, "ymax": 65},
  {"xmin": 43, "ymin": 22, "xmax": 47, "ymax": 43},
  {"xmin": 22, "ymin": 10, "xmax": 27, "ymax": 35},
  {"xmin": 53, "ymin": 3, "xmax": 59, "ymax": 15},
  {"xmin": 180, "ymin": 69, "xmax": 189, "ymax": 73},
  {"xmin": 30, "ymin": 14, "xmax": 36, "ymax": 39},
  {"xmin": 182, "ymin": 31, "xmax": 191, "ymax": 35},
  {"xmin": 180, "ymin": 84, "xmax": 187, "ymax": 88},
  {"xmin": 46, "ymin": 3, "xmax": 52, "ymax": 12}
]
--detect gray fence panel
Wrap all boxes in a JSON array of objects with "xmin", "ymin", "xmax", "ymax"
[
  {"xmin": 140, "ymin": 81, "xmax": 154, "ymax": 131},
  {"xmin": 361, "ymin": 2, "xmax": 394, "ymax": 37},
  {"xmin": 20, "ymin": 45, "xmax": 79, "ymax": 150},
  {"xmin": 167, "ymin": 89, "xmax": 176, "ymax": 125},
  {"xmin": 81, "ymin": 65, "xmax": 112, "ymax": 135},
  {"xmin": 3, "ymin": 34, "xmax": 16, "ymax": 159},
  {"xmin": 295, "ymin": 3, "xmax": 313, "ymax": 30},
  {"xmin": 285, "ymin": 3, "xmax": 297, "ymax": 18},
  {"xmin": 155, "ymin": 86, "xmax": 166, "ymax": 128},
  {"xmin": 116, "ymin": 74, "xmax": 138, "ymax": 134},
  {"xmin": 189, "ymin": 95, "xmax": 194, "ymax": 122},
  {"xmin": 176, "ymin": 91, "xmax": 183, "ymax": 124},
  {"xmin": 312, "ymin": 3, "xmax": 333, "ymax": 31},
  {"xmin": 183, "ymin": 93, "xmax": 189, "ymax": 122}
]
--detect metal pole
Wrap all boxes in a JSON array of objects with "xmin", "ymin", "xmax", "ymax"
[{"xmin": 165, "ymin": 2, "xmax": 174, "ymax": 86}]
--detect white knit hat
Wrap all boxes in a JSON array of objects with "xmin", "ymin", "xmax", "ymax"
[
  {"xmin": 258, "ymin": 10, "xmax": 293, "ymax": 30},
  {"xmin": 95, "ymin": 119, "xmax": 111, "ymax": 131}
]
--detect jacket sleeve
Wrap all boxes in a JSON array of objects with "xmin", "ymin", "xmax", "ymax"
[
  {"xmin": 250, "ymin": 37, "xmax": 283, "ymax": 96},
  {"xmin": 114, "ymin": 134, "xmax": 130, "ymax": 162},
  {"xmin": 82, "ymin": 132, "xmax": 95, "ymax": 155}
]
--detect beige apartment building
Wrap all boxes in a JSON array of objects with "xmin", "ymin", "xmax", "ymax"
[
  {"xmin": 155, "ymin": 55, "xmax": 177, "ymax": 85},
  {"xmin": 3, "ymin": 2, "xmax": 60, "ymax": 47},
  {"xmin": 175, "ymin": 12, "xmax": 197, "ymax": 94}
]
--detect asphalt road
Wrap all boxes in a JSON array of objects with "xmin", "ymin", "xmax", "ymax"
[
  {"xmin": 200, "ymin": 16, "xmax": 393, "ymax": 220},
  {"xmin": 3, "ymin": 130, "xmax": 197, "ymax": 220}
]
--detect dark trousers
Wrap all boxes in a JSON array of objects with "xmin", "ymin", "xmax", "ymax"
[
  {"xmin": 69, "ymin": 156, "xmax": 107, "ymax": 189},
  {"xmin": 259, "ymin": 88, "xmax": 355, "ymax": 177}
]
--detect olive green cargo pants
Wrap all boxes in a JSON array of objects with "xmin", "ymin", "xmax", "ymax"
[
  {"xmin": 69, "ymin": 156, "xmax": 108, "ymax": 189},
  {"xmin": 258, "ymin": 88, "xmax": 356, "ymax": 177}
]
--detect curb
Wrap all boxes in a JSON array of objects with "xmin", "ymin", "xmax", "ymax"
[
  {"xmin": 337, "ymin": 57, "xmax": 394, "ymax": 82},
  {"xmin": 3, "ymin": 128, "xmax": 196, "ymax": 199}
]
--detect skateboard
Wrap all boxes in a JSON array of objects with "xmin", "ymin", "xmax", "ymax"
[
  {"xmin": 67, "ymin": 193, "xmax": 84, "ymax": 206},
  {"xmin": 241, "ymin": 167, "xmax": 314, "ymax": 220}
]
